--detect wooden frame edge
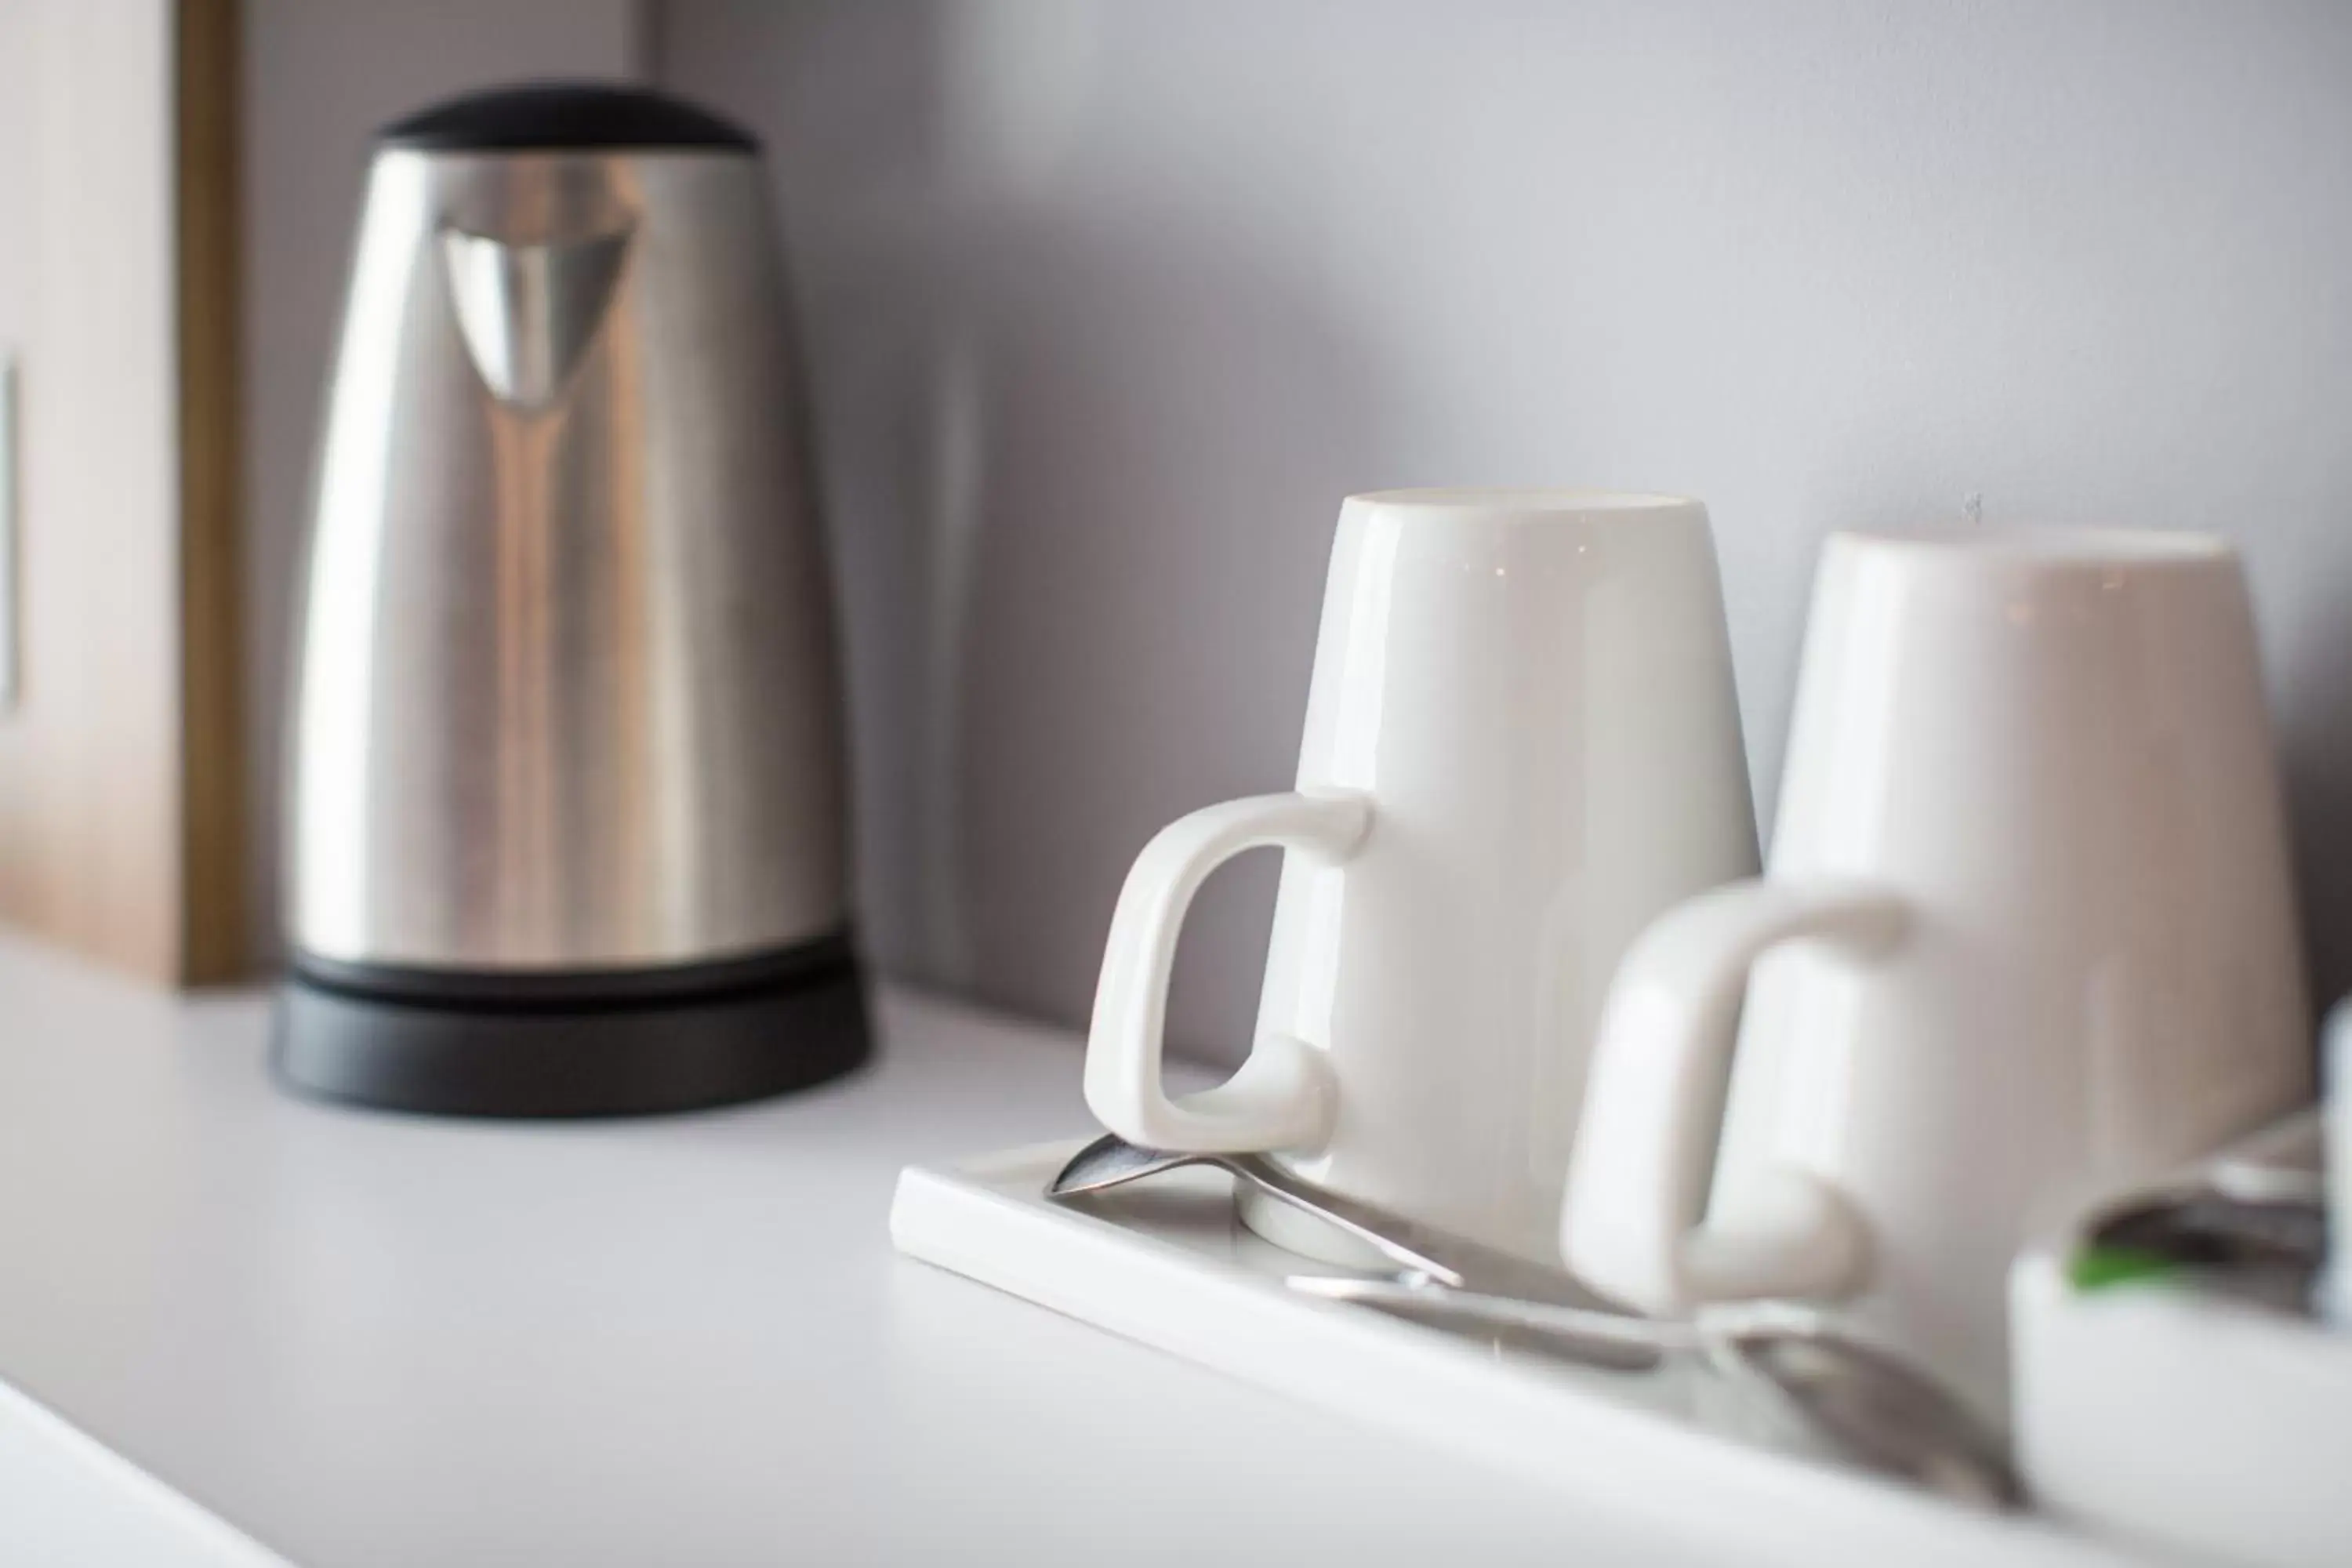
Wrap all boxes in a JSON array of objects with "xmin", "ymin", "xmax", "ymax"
[{"xmin": 175, "ymin": 0, "xmax": 249, "ymax": 984}]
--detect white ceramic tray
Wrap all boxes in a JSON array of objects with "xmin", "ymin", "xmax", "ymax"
[{"xmin": 891, "ymin": 1138, "xmax": 2160, "ymax": 1567}]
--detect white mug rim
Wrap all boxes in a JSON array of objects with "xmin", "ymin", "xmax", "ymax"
[
  {"xmin": 1348, "ymin": 487, "xmax": 1700, "ymax": 514},
  {"xmin": 1829, "ymin": 524, "xmax": 2234, "ymax": 570}
]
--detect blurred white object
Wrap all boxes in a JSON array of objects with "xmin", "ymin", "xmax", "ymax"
[{"xmin": 2014, "ymin": 1110, "xmax": 2347, "ymax": 1568}]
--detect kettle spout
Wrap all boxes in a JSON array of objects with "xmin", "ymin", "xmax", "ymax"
[{"xmin": 440, "ymin": 224, "xmax": 633, "ymax": 412}]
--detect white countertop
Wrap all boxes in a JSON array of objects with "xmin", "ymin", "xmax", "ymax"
[{"xmin": 0, "ymin": 936, "xmax": 1683, "ymax": 1567}]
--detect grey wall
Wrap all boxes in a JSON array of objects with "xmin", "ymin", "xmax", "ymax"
[{"xmin": 661, "ymin": 0, "xmax": 2352, "ymax": 1063}]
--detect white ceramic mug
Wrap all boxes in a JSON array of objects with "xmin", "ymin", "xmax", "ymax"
[
  {"xmin": 1085, "ymin": 489, "xmax": 1759, "ymax": 1264},
  {"xmin": 1563, "ymin": 526, "xmax": 2312, "ymax": 1410}
]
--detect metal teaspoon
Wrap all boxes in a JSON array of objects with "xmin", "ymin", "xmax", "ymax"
[
  {"xmin": 1290, "ymin": 1277, "xmax": 2021, "ymax": 1510},
  {"xmin": 1050, "ymin": 1133, "xmax": 1642, "ymax": 1322}
]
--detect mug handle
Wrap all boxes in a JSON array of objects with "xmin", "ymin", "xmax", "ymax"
[
  {"xmin": 1560, "ymin": 878, "xmax": 1909, "ymax": 1314},
  {"xmin": 1085, "ymin": 789, "xmax": 1373, "ymax": 1152}
]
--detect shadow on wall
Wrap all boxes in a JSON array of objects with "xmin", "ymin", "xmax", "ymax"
[
  {"xmin": 949, "ymin": 219, "xmax": 1404, "ymax": 1060},
  {"xmin": 676, "ymin": 2, "xmax": 1410, "ymax": 1063}
]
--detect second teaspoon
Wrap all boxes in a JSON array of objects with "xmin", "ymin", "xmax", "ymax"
[{"xmin": 1291, "ymin": 1276, "xmax": 2021, "ymax": 1510}]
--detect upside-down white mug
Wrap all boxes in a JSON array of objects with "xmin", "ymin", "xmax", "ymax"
[
  {"xmin": 1563, "ymin": 526, "xmax": 2312, "ymax": 1410},
  {"xmin": 1085, "ymin": 489, "xmax": 1760, "ymax": 1264}
]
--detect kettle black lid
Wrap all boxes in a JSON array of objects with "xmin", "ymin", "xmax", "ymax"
[{"xmin": 379, "ymin": 81, "xmax": 756, "ymax": 153}]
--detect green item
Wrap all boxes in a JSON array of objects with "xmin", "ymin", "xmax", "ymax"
[{"xmin": 2067, "ymin": 1245, "xmax": 2176, "ymax": 1293}]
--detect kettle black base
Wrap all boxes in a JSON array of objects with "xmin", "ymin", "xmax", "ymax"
[{"xmin": 271, "ymin": 932, "xmax": 870, "ymax": 1118}]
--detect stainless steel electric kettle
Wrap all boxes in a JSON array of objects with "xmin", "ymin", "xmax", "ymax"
[{"xmin": 274, "ymin": 82, "xmax": 866, "ymax": 1115}]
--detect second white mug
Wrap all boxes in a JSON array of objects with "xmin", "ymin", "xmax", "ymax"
[
  {"xmin": 1085, "ymin": 488, "xmax": 1759, "ymax": 1263},
  {"xmin": 1563, "ymin": 525, "xmax": 2312, "ymax": 1410}
]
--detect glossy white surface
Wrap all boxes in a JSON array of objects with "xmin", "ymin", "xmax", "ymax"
[
  {"xmin": 1566, "ymin": 528, "xmax": 2311, "ymax": 1414},
  {"xmin": 2013, "ymin": 1114, "xmax": 2350, "ymax": 1568},
  {"xmin": 1087, "ymin": 491, "xmax": 1759, "ymax": 1263},
  {"xmin": 893, "ymin": 1140, "xmax": 2151, "ymax": 1568},
  {"xmin": 0, "ymin": 935, "xmax": 1808, "ymax": 1568}
]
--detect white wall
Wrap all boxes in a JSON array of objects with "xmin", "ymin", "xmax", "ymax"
[{"xmin": 659, "ymin": 0, "xmax": 2352, "ymax": 1062}]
